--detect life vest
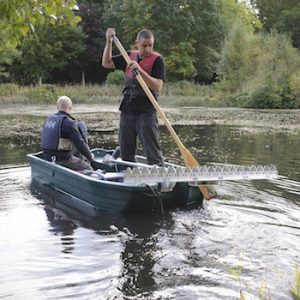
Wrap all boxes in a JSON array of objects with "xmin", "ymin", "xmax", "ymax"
[
  {"xmin": 125, "ymin": 51, "xmax": 160, "ymax": 78},
  {"xmin": 41, "ymin": 113, "xmax": 73, "ymax": 151},
  {"xmin": 122, "ymin": 51, "xmax": 160, "ymax": 113}
]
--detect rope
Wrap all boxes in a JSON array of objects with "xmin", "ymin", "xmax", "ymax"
[{"xmin": 146, "ymin": 184, "xmax": 164, "ymax": 214}]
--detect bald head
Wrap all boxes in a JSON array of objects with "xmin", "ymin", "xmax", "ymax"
[{"xmin": 57, "ymin": 96, "xmax": 72, "ymax": 113}]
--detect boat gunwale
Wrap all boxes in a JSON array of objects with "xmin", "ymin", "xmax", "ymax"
[{"xmin": 27, "ymin": 151, "xmax": 159, "ymax": 192}]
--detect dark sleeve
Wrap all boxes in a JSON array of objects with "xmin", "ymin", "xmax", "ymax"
[
  {"xmin": 66, "ymin": 120, "xmax": 93, "ymax": 160},
  {"xmin": 152, "ymin": 56, "xmax": 166, "ymax": 81},
  {"xmin": 112, "ymin": 51, "xmax": 131, "ymax": 71}
]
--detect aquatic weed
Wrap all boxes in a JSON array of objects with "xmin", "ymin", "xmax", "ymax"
[{"xmin": 290, "ymin": 264, "xmax": 300, "ymax": 300}]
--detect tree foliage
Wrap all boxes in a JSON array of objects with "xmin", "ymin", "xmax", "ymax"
[
  {"xmin": 251, "ymin": 0, "xmax": 300, "ymax": 48},
  {"xmin": 0, "ymin": 49, "xmax": 20, "ymax": 81},
  {"xmin": 165, "ymin": 42, "xmax": 197, "ymax": 80},
  {"xmin": 103, "ymin": 0, "xmax": 225, "ymax": 82},
  {"xmin": 10, "ymin": 24, "xmax": 85, "ymax": 84},
  {"xmin": 77, "ymin": 0, "xmax": 107, "ymax": 83},
  {"xmin": 0, "ymin": 0, "xmax": 80, "ymax": 52},
  {"xmin": 218, "ymin": 24, "xmax": 300, "ymax": 108},
  {"xmin": 222, "ymin": 0, "xmax": 261, "ymax": 34},
  {"xmin": 217, "ymin": 22, "xmax": 261, "ymax": 90},
  {"xmin": 2, "ymin": 0, "xmax": 300, "ymax": 111}
]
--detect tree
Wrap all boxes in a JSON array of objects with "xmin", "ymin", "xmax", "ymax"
[
  {"xmin": 77, "ymin": 0, "xmax": 107, "ymax": 84},
  {"xmin": 250, "ymin": 0, "xmax": 298, "ymax": 31},
  {"xmin": 103, "ymin": 0, "xmax": 225, "ymax": 82},
  {"xmin": 165, "ymin": 42, "xmax": 197, "ymax": 80},
  {"xmin": 0, "ymin": 0, "xmax": 80, "ymax": 52},
  {"xmin": 0, "ymin": 49, "xmax": 20, "ymax": 81},
  {"xmin": 250, "ymin": 0, "xmax": 300, "ymax": 48},
  {"xmin": 217, "ymin": 25, "xmax": 300, "ymax": 108},
  {"xmin": 217, "ymin": 22, "xmax": 260, "ymax": 90},
  {"xmin": 221, "ymin": 0, "xmax": 261, "ymax": 34},
  {"xmin": 10, "ymin": 24, "xmax": 85, "ymax": 84},
  {"xmin": 276, "ymin": 7, "xmax": 300, "ymax": 49}
]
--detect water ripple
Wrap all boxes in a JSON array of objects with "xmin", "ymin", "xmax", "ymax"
[{"xmin": 1, "ymin": 123, "xmax": 300, "ymax": 299}]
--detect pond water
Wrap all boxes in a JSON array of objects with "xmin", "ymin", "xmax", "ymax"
[{"xmin": 0, "ymin": 118, "xmax": 299, "ymax": 299}]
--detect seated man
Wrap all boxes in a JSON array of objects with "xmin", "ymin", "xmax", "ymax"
[{"xmin": 41, "ymin": 96, "xmax": 94, "ymax": 171}]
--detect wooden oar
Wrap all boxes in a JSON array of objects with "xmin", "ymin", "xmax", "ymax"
[{"xmin": 113, "ymin": 36, "xmax": 217, "ymax": 200}]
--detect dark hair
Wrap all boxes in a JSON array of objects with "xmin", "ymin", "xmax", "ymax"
[{"xmin": 136, "ymin": 29, "xmax": 154, "ymax": 40}]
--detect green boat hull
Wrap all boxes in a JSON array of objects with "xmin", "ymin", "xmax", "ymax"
[{"xmin": 27, "ymin": 148, "xmax": 203, "ymax": 213}]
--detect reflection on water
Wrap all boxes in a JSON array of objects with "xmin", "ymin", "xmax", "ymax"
[
  {"xmin": 164, "ymin": 125, "xmax": 300, "ymax": 182},
  {"xmin": 30, "ymin": 178, "xmax": 174, "ymax": 298},
  {"xmin": 0, "ymin": 123, "xmax": 299, "ymax": 299}
]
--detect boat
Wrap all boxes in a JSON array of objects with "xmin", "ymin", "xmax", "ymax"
[{"xmin": 27, "ymin": 148, "xmax": 204, "ymax": 213}]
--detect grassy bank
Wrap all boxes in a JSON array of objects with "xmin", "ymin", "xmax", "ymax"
[
  {"xmin": 1, "ymin": 81, "xmax": 300, "ymax": 108},
  {"xmin": 0, "ymin": 82, "xmax": 229, "ymax": 107}
]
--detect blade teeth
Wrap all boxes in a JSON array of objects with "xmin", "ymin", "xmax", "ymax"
[
  {"xmin": 151, "ymin": 167, "xmax": 160, "ymax": 175},
  {"xmin": 177, "ymin": 167, "xmax": 185, "ymax": 176},
  {"xmin": 200, "ymin": 166, "xmax": 207, "ymax": 175},
  {"xmin": 185, "ymin": 167, "xmax": 192, "ymax": 176},
  {"xmin": 160, "ymin": 167, "xmax": 168, "ymax": 174},
  {"xmin": 132, "ymin": 167, "xmax": 141, "ymax": 175},
  {"xmin": 141, "ymin": 167, "xmax": 151, "ymax": 175},
  {"xmin": 258, "ymin": 166, "xmax": 264, "ymax": 174},
  {"xmin": 125, "ymin": 167, "xmax": 133, "ymax": 175},
  {"xmin": 123, "ymin": 163, "xmax": 278, "ymax": 183},
  {"xmin": 250, "ymin": 165, "xmax": 256, "ymax": 173},
  {"xmin": 168, "ymin": 166, "xmax": 177, "ymax": 175},
  {"xmin": 191, "ymin": 166, "xmax": 199, "ymax": 173}
]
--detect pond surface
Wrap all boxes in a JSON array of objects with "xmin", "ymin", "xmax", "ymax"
[{"xmin": 0, "ymin": 111, "xmax": 299, "ymax": 300}]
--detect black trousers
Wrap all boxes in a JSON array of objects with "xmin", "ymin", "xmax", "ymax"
[
  {"xmin": 57, "ymin": 156, "xmax": 92, "ymax": 171},
  {"xmin": 43, "ymin": 152, "xmax": 92, "ymax": 171},
  {"xmin": 119, "ymin": 112, "xmax": 164, "ymax": 165}
]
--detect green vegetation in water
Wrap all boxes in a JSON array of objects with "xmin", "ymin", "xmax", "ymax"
[
  {"xmin": 226, "ymin": 263, "xmax": 300, "ymax": 300},
  {"xmin": 290, "ymin": 264, "xmax": 300, "ymax": 300}
]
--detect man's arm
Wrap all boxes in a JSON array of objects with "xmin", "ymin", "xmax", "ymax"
[
  {"xmin": 128, "ymin": 61, "xmax": 163, "ymax": 93},
  {"xmin": 68, "ymin": 122, "xmax": 93, "ymax": 161},
  {"xmin": 102, "ymin": 28, "xmax": 116, "ymax": 69}
]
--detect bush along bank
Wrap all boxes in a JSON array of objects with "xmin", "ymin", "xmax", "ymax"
[{"xmin": 0, "ymin": 81, "xmax": 299, "ymax": 109}]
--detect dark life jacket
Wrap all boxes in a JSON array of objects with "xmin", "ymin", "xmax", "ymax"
[
  {"xmin": 41, "ymin": 113, "xmax": 73, "ymax": 151},
  {"xmin": 122, "ymin": 51, "xmax": 160, "ymax": 113}
]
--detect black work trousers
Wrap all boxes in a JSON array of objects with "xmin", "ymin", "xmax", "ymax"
[
  {"xmin": 119, "ymin": 112, "xmax": 164, "ymax": 165},
  {"xmin": 57, "ymin": 156, "xmax": 92, "ymax": 171}
]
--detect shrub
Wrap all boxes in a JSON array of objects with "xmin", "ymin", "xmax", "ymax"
[
  {"xmin": 25, "ymin": 85, "xmax": 58, "ymax": 104},
  {"xmin": 0, "ymin": 83, "xmax": 20, "ymax": 96},
  {"xmin": 279, "ymin": 86, "xmax": 297, "ymax": 109},
  {"xmin": 289, "ymin": 72, "xmax": 300, "ymax": 108},
  {"xmin": 163, "ymin": 81, "xmax": 207, "ymax": 97},
  {"xmin": 228, "ymin": 91, "xmax": 252, "ymax": 107},
  {"xmin": 247, "ymin": 86, "xmax": 282, "ymax": 109},
  {"xmin": 217, "ymin": 25, "xmax": 300, "ymax": 108}
]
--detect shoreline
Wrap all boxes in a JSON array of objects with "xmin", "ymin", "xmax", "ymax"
[{"xmin": 0, "ymin": 104, "xmax": 299, "ymax": 131}]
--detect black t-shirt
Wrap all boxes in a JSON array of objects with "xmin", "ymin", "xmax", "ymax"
[{"xmin": 112, "ymin": 51, "xmax": 166, "ymax": 114}]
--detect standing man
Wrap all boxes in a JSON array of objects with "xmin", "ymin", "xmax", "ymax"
[
  {"xmin": 41, "ymin": 96, "xmax": 94, "ymax": 171},
  {"xmin": 102, "ymin": 28, "xmax": 165, "ymax": 165}
]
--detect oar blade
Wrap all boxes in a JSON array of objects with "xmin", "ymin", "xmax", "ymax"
[{"xmin": 181, "ymin": 148, "xmax": 217, "ymax": 200}]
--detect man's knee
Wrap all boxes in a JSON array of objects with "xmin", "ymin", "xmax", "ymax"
[{"xmin": 58, "ymin": 156, "xmax": 92, "ymax": 171}]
